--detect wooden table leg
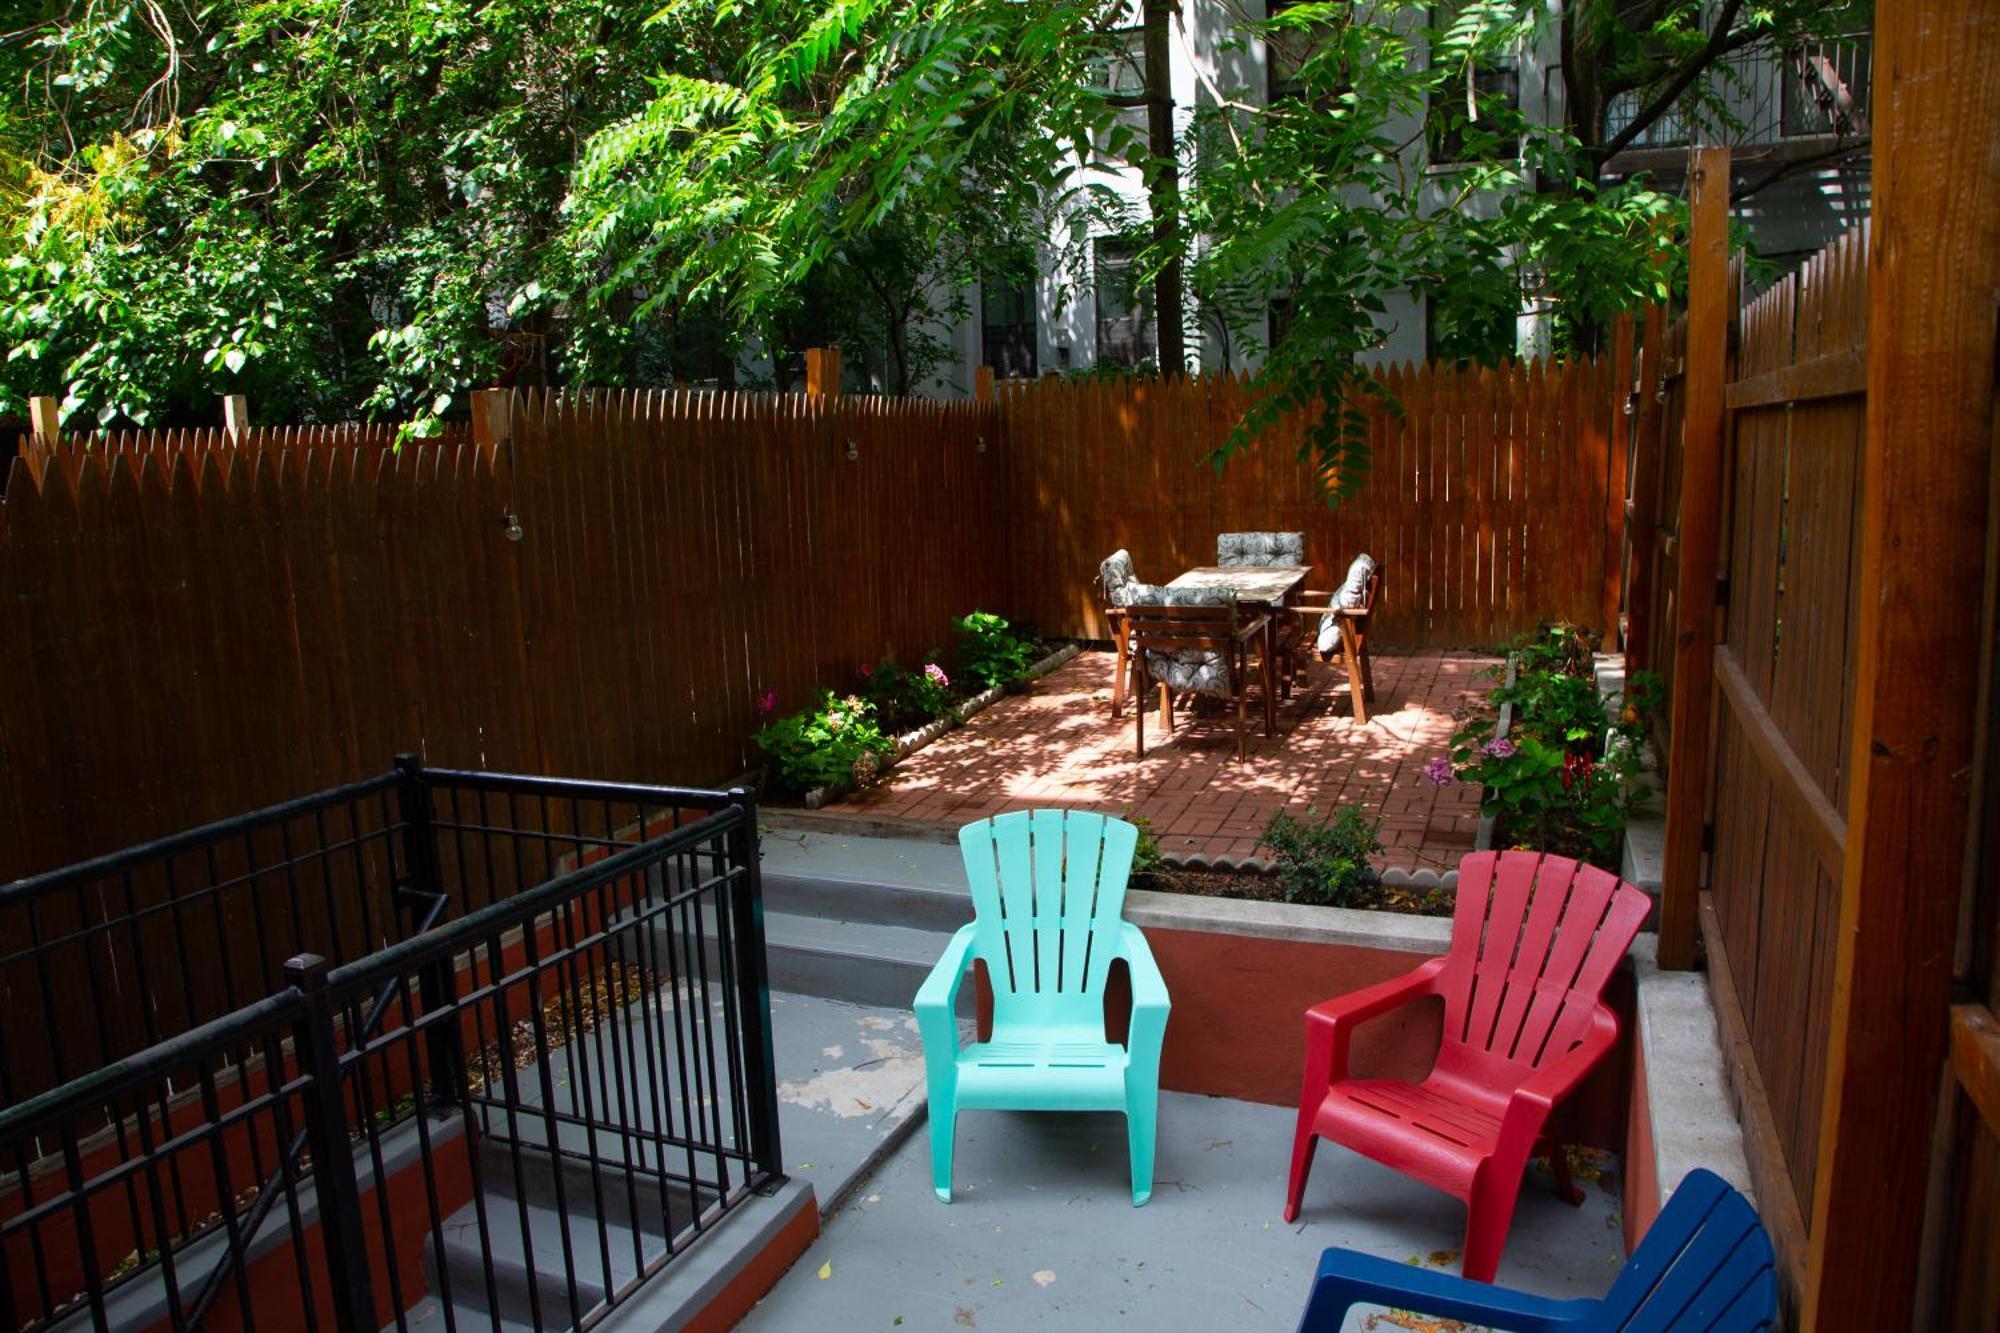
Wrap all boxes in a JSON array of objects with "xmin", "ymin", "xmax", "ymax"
[
  {"xmin": 1111, "ymin": 619, "xmax": 1129, "ymax": 719},
  {"xmin": 1262, "ymin": 618, "xmax": 1277, "ymax": 737}
]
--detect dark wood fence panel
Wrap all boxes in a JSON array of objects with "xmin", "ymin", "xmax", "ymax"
[
  {"xmin": 1641, "ymin": 309, "xmax": 1691, "ymax": 752},
  {"xmin": 0, "ymin": 393, "xmax": 1005, "ymax": 881},
  {"xmin": 996, "ymin": 358, "xmax": 1618, "ymax": 647}
]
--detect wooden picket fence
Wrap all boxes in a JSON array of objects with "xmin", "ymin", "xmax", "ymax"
[
  {"xmin": 0, "ymin": 357, "xmax": 1626, "ymax": 882},
  {"xmin": 998, "ymin": 358, "xmax": 1622, "ymax": 647},
  {"xmin": 0, "ymin": 390, "xmax": 1007, "ymax": 883}
]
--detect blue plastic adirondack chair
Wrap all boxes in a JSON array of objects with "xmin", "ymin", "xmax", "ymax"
[
  {"xmin": 914, "ymin": 809, "xmax": 1171, "ymax": 1205},
  {"xmin": 1294, "ymin": 1168, "xmax": 1776, "ymax": 1331}
]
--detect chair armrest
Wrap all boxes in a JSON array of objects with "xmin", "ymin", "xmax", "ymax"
[
  {"xmin": 1304, "ymin": 957, "xmax": 1449, "ymax": 1088},
  {"xmin": 1232, "ymin": 614, "xmax": 1271, "ymax": 644},
  {"xmin": 1497, "ymin": 1006, "xmax": 1619, "ymax": 1148},
  {"xmin": 914, "ymin": 924, "xmax": 979, "ymax": 1021},
  {"xmin": 1116, "ymin": 922, "xmax": 1170, "ymax": 1015},
  {"xmin": 1298, "ymin": 1245, "xmax": 1586, "ymax": 1333},
  {"xmin": 1305, "ymin": 956, "xmax": 1448, "ymax": 1032}
]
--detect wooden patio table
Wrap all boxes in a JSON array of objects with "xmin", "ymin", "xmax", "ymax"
[{"xmin": 1165, "ymin": 564, "xmax": 1309, "ymax": 738}]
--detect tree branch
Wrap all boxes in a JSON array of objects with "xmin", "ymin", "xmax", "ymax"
[{"xmin": 1595, "ymin": 0, "xmax": 1750, "ymax": 165}]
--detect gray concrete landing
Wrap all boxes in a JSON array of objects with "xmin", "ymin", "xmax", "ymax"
[
  {"xmin": 768, "ymin": 990, "xmax": 969, "ymax": 1216},
  {"xmin": 742, "ymin": 1091, "xmax": 1625, "ymax": 1332}
]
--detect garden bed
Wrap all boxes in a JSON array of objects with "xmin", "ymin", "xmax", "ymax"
[
  {"xmin": 1136, "ymin": 864, "xmax": 1455, "ymax": 917},
  {"xmin": 799, "ymin": 640, "xmax": 1079, "ymax": 807},
  {"xmin": 1445, "ymin": 624, "xmax": 1661, "ymax": 874}
]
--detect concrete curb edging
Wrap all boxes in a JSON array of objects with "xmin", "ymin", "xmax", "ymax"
[
  {"xmin": 1125, "ymin": 886, "xmax": 1453, "ymax": 956},
  {"xmin": 1629, "ymin": 934, "xmax": 1757, "ymax": 1206},
  {"xmin": 802, "ymin": 643, "xmax": 1082, "ymax": 809}
]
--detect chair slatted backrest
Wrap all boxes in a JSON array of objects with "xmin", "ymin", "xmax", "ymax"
[
  {"xmin": 959, "ymin": 811, "xmax": 1138, "ymax": 1010},
  {"xmin": 1437, "ymin": 852, "xmax": 1651, "ymax": 1069},
  {"xmin": 1602, "ymin": 1169, "xmax": 1777, "ymax": 1329},
  {"xmin": 1123, "ymin": 601, "xmax": 1253, "ymax": 656}
]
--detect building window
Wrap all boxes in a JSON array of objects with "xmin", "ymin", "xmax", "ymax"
[
  {"xmin": 1094, "ymin": 240, "xmax": 1156, "ymax": 368},
  {"xmin": 1089, "ymin": 25, "xmax": 1149, "ymax": 132},
  {"xmin": 981, "ymin": 283, "xmax": 1038, "ymax": 380},
  {"xmin": 1426, "ymin": 6, "xmax": 1519, "ymax": 165},
  {"xmin": 1268, "ymin": 0, "xmax": 1345, "ymax": 104},
  {"xmin": 1427, "ymin": 63, "xmax": 1520, "ymax": 164},
  {"xmin": 1268, "ymin": 295, "xmax": 1296, "ymax": 350}
]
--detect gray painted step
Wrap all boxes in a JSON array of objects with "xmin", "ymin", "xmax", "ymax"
[
  {"xmin": 416, "ymin": 1138, "xmax": 701, "ymax": 1332},
  {"xmin": 758, "ymin": 826, "xmax": 973, "ymax": 933},
  {"xmin": 762, "ymin": 912, "xmax": 968, "ymax": 1012}
]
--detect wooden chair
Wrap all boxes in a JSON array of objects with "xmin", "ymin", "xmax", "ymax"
[
  {"xmin": 1286, "ymin": 562, "xmax": 1378, "ymax": 723},
  {"xmin": 1098, "ymin": 549, "xmax": 1144, "ymax": 719},
  {"xmin": 1123, "ymin": 592, "xmax": 1271, "ymax": 759}
]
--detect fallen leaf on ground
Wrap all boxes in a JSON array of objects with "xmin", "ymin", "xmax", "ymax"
[{"xmin": 817, "ymin": 1260, "xmax": 832, "ymax": 1280}]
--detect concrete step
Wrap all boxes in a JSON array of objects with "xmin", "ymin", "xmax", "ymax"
[
  {"xmin": 762, "ymin": 912, "xmax": 968, "ymax": 1013},
  {"xmin": 423, "ymin": 1139, "xmax": 689, "ymax": 1330},
  {"xmin": 758, "ymin": 825, "xmax": 973, "ymax": 934}
]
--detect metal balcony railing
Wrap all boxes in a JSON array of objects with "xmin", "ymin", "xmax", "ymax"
[{"xmin": 0, "ymin": 762, "xmax": 781, "ymax": 1332}]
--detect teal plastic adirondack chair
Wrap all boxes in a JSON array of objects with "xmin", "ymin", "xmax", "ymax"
[{"xmin": 914, "ymin": 809, "xmax": 1171, "ymax": 1205}]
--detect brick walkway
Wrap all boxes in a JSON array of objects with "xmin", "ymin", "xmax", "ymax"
[{"xmin": 829, "ymin": 649, "xmax": 1495, "ymax": 871}]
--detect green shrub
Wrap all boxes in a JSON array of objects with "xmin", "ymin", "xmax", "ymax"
[
  {"xmin": 754, "ymin": 692, "xmax": 896, "ymax": 793},
  {"xmin": 1258, "ymin": 807, "xmax": 1383, "ymax": 908},
  {"xmin": 860, "ymin": 657, "xmax": 954, "ymax": 733},
  {"xmin": 953, "ymin": 611, "xmax": 1038, "ymax": 692},
  {"xmin": 1125, "ymin": 809, "xmax": 1166, "ymax": 884},
  {"xmin": 1507, "ymin": 622, "xmax": 1602, "ymax": 678},
  {"xmin": 1496, "ymin": 669, "xmax": 1608, "ymax": 753}
]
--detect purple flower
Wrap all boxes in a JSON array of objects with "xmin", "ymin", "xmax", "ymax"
[
  {"xmin": 924, "ymin": 662, "xmax": 950, "ymax": 689},
  {"xmin": 756, "ymin": 690, "xmax": 778, "ymax": 716},
  {"xmin": 1422, "ymin": 756, "xmax": 1455, "ymax": 787},
  {"xmin": 1482, "ymin": 737, "xmax": 1517, "ymax": 759}
]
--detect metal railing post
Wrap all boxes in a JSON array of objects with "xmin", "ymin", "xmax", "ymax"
[
  {"xmin": 286, "ymin": 954, "xmax": 377, "ymax": 1333},
  {"xmin": 725, "ymin": 788, "xmax": 784, "ymax": 1182},
  {"xmin": 394, "ymin": 754, "xmax": 461, "ymax": 1109}
]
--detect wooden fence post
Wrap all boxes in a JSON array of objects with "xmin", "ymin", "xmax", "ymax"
[
  {"xmin": 222, "ymin": 394, "xmax": 250, "ymax": 438},
  {"xmin": 974, "ymin": 365, "xmax": 994, "ymax": 404},
  {"xmin": 1624, "ymin": 302, "xmax": 1666, "ymax": 676},
  {"xmin": 27, "ymin": 396, "xmax": 60, "ymax": 447},
  {"xmin": 1802, "ymin": 2, "xmax": 2000, "ymax": 1326},
  {"xmin": 1603, "ymin": 312, "xmax": 1635, "ymax": 641},
  {"xmin": 805, "ymin": 347, "xmax": 842, "ymax": 398},
  {"xmin": 1656, "ymin": 146, "xmax": 1731, "ymax": 972},
  {"xmin": 470, "ymin": 388, "xmax": 513, "ymax": 448}
]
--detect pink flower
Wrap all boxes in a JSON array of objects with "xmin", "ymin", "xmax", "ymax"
[
  {"xmin": 1421, "ymin": 756, "xmax": 1455, "ymax": 787},
  {"xmin": 924, "ymin": 662, "xmax": 950, "ymax": 689},
  {"xmin": 859, "ymin": 663, "xmax": 874, "ymax": 679},
  {"xmin": 1482, "ymin": 737, "xmax": 1517, "ymax": 759},
  {"xmin": 756, "ymin": 690, "xmax": 778, "ymax": 716}
]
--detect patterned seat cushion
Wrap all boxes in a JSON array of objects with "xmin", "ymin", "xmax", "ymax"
[
  {"xmin": 1099, "ymin": 548, "xmax": 1144, "ymax": 607},
  {"xmin": 1135, "ymin": 586, "xmax": 1237, "ymax": 698},
  {"xmin": 1317, "ymin": 553, "xmax": 1377, "ymax": 656},
  {"xmin": 1216, "ymin": 531, "xmax": 1306, "ymax": 567}
]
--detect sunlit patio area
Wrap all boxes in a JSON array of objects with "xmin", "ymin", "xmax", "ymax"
[{"xmin": 826, "ymin": 650, "xmax": 1493, "ymax": 871}]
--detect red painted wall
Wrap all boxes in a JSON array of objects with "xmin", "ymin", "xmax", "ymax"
[
  {"xmin": 1119, "ymin": 924, "xmax": 1634, "ymax": 1155},
  {"xmin": 1623, "ymin": 1029, "xmax": 1660, "ymax": 1256}
]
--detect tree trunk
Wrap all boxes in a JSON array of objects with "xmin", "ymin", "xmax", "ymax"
[{"xmin": 1143, "ymin": 0, "xmax": 1185, "ymax": 376}]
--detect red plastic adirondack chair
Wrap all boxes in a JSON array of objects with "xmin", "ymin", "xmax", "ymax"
[{"xmin": 1284, "ymin": 851, "xmax": 1650, "ymax": 1283}]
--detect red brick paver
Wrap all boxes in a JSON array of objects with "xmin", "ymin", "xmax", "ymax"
[{"xmin": 830, "ymin": 649, "xmax": 1494, "ymax": 871}]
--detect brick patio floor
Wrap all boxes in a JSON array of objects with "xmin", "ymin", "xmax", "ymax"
[{"xmin": 829, "ymin": 649, "xmax": 1495, "ymax": 871}]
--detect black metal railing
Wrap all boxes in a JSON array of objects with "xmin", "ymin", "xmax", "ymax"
[{"xmin": 0, "ymin": 764, "xmax": 782, "ymax": 1333}]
